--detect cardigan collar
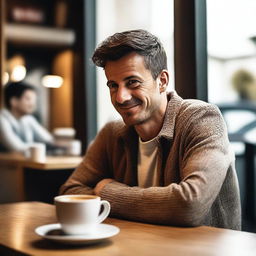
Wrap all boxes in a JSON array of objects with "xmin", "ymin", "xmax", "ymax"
[{"xmin": 157, "ymin": 91, "xmax": 183, "ymax": 140}]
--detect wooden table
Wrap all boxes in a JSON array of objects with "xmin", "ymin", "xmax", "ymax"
[
  {"xmin": 0, "ymin": 153, "xmax": 83, "ymax": 203},
  {"xmin": 0, "ymin": 202, "xmax": 256, "ymax": 256},
  {"xmin": 0, "ymin": 153, "xmax": 83, "ymax": 170}
]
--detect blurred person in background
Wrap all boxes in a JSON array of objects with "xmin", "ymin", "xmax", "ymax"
[{"xmin": 0, "ymin": 81, "xmax": 54, "ymax": 153}]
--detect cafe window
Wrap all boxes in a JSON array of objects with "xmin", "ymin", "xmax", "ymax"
[
  {"xmin": 207, "ymin": 0, "xmax": 256, "ymax": 105},
  {"xmin": 206, "ymin": 1, "xmax": 256, "ymax": 153},
  {"xmin": 96, "ymin": 0, "xmax": 174, "ymax": 130},
  {"xmin": 207, "ymin": 0, "xmax": 256, "ymax": 153}
]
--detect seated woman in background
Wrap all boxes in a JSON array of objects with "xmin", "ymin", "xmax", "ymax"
[{"xmin": 0, "ymin": 81, "xmax": 54, "ymax": 153}]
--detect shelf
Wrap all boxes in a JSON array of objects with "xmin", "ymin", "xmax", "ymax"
[{"xmin": 5, "ymin": 23, "xmax": 75, "ymax": 47}]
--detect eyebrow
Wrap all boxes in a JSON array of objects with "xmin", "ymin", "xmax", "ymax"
[
  {"xmin": 123, "ymin": 75, "xmax": 141, "ymax": 81},
  {"xmin": 106, "ymin": 75, "xmax": 142, "ymax": 86}
]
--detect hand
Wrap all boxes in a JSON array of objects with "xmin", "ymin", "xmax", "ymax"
[{"xmin": 94, "ymin": 178, "xmax": 114, "ymax": 196}]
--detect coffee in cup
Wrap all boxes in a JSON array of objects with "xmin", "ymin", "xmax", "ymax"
[{"xmin": 54, "ymin": 195, "xmax": 111, "ymax": 235}]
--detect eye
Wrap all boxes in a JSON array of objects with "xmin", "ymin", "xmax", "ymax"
[
  {"xmin": 107, "ymin": 82, "xmax": 118, "ymax": 90},
  {"xmin": 126, "ymin": 79, "xmax": 141, "ymax": 88}
]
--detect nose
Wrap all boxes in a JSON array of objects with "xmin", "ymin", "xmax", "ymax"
[{"xmin": 115, "ymin": 86, "xmax": 132, "ymax": 104}]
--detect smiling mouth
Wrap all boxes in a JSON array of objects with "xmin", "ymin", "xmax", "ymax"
[{"xmin": 119, "ymin": 104, "xmax": 140, "ymax": 110}]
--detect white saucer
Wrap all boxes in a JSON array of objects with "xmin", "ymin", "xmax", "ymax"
[{"xmin": 35, "ymin": 223, "xmax": 120, "ymax": 245}]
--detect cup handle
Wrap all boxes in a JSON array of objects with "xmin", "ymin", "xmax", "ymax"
[{"xmin": 97, "ymin": 200, "xmax": 111, "ymax": 223}]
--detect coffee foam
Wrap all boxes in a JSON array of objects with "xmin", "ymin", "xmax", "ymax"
[{"xmin": 57, "ymin": 195, "xmax": 98, "ymax": 202}]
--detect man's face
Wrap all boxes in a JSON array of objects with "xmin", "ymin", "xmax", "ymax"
[
  {"xmin": 12, "ymin": 90, "xmax": 37, "ymax": 115},
  {"xmin": 105, "ymin": 52, "xmax": 165, "ymax": 126}
]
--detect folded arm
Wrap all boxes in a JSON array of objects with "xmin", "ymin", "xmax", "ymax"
[
  {"xmin": 97, "ymin": 150, "xmax": 231, "ymax": 226},
  {"xmin": 29, "ymin": 116, "xmax": 54, "ymax": 143}
]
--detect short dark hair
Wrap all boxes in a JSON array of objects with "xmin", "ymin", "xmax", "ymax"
[
  {"xmin": 92, "ymin": 29, "xmax": 167, "ymax": 80},
  {"xmin": 4, "ymin": 81, "xmax": 35, "ymax": 109}
]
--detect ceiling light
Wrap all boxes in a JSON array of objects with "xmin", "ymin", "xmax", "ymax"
[
  {"xmin": 11, "ymin": 65, "xmax": 26, "ymax": 82},
  {"xmin": 41, "ymin": 75, "xmax": 63, "ymax": 88}
]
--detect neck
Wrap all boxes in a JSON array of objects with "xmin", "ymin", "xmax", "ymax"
[
  {"xmin": 10, "ymin": 108, "xmax": 23, "ymax": 119},
  {"xmin": 135, "ymin": 95, "xmax": 168, "ymax": 141}
]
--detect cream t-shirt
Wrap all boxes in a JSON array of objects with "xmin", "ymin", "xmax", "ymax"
[{"xmin": 137, "ymin": 137, "xmax": 159, "ymax": 188}]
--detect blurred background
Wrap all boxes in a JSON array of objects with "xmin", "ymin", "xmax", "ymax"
[{"xmin": 1, "ymin": 0, "xmax": 256, "ymax": 232}]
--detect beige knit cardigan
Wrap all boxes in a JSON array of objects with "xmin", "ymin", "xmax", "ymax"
[{"xmin": 60, "ymin": 92, "xmax": 241, "ymax": 230}]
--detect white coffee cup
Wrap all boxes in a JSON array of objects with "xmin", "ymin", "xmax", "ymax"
[
  {"xmin": 66, "ymin": 139, "xmax": 81, "ymax": 156},
  {"xmin": 54, "ymin": 195, "xmax": 111, "ymax": 235},
  {"xmin": 27, "ymin": 143, "xmax": 46, "ymax": 162}
]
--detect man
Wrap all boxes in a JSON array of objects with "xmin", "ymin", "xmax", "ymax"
[
  {"xmin": 60, "ymin": 29, "xmax": 241, "ymax": 230},
  {"xmin": 0, "ymin": 81, "xmax": 54, "ymax": 152}
]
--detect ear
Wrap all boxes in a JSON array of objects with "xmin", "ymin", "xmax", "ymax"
[{"xmin": 158, "ymin": 70, "xmax": 169, "ymax": 93}]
